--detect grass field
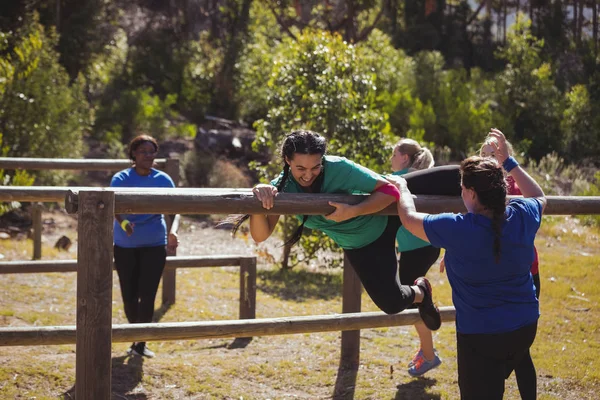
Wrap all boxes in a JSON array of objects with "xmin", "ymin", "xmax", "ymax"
[{"xmin": 0, "ymin": 213, "xmax": 598, "ymax": 399}]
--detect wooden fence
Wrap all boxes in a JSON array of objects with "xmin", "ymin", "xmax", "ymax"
[
  {"xmin": 1, "ymin": 187, "xmax": 599, "ymax": 398},
  {"xmin": 0, "ymin": 157, "xmax": 181, "ymax": 305},
  {"xmin": 0, "ymin": 256, "xmax": 257, "ymax": 322}
]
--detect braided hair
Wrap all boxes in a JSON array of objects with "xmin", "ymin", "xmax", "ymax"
[
  {"xmin": 229, "ymin": 130, "xmax": 327, "ymax": 247},
  {"xmin": 460, "ymin": 156, "xmax": 507, "ymax": 263}
]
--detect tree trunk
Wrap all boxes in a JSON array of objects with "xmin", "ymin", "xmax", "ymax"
[
  {"xmin": 213, "ymin": 0, "xmax": 253, "ymax": 119},
  {"xmin": 281, "ymin": 243, "xmax": 293, "ymax": 269}
]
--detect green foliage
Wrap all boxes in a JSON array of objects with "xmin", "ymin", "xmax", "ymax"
[
  {"xmin": 252, "ymin": 30, "xmax": 395, "ymax": 268},
  {"xmin": 561, "ymin": 84, "xmax": 600, "ymax": 162},
  {"xmin": 0, "ymin": 133, "xmax": 34, "ymax": 215},
  {"xmin": 236, "ymin": 2, "xmax": 282, "ymax": 123},
  {"xmin": 578, "ymin": 172, "xmax": 600, "ymax": 228},
  {"xmin": 94, "ymin": 87, "xmax": 196, "ymax": 145},
  {"xmin": 408, "ymin": 52, "xmax": 496, "ymax": 155},
  {"xmin": 495, "ymin": 18, "xmax": 563, "ymax": 160},
  {"xmin": 356, "ymin": 29, "xmax": 416, "ymax": 136},
  {"xmin": 0, "ymin": 14, "xmax": 88, "ymax": 185},
  {"xmin": 254, "ymin": 30, "xmax": 393, "ymax": 173},
  {"xmin": 179, "ymin": 33, "xmax": 223, "ymax": 122},
  {"xmin": 528, "ymin": 152, "xmax": 593, "ymax": 196}
]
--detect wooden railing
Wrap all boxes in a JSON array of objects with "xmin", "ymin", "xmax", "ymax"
[{"xmin": 1, "ymin": 187, "xmax": 599, "ymax": 398}]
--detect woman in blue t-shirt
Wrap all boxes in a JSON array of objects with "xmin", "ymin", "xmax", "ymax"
[
  {"xmin": 393, "ymin": 128, "xmax": 546, "ymax": 400},
  {"xmin": 391, "ymin": 139, "xmax": 443, "ymax": 377},
  {"xmin": 230, "ymin": 130, "xmax": 466, "ymax": 335},
  {"xmin": 110, "ymin": 135, "xmax": 180, "ymax": 358}
]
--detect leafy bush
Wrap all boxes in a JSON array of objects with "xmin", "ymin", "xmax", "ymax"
[
  {"xmin": 0, "ymin": 14, "xmax": 89, "ymax": 185},
  {"xmin": 251, "ymin": 30, "xmax": 395, "ymax": 268},
  {"xmin": 0, "ymin": 134, "xmax": 34, "ymax": 215},
  {"xmin": 527, "ymin": 152, "xmax": 593, "ymax": 196},
  {"xmin": 577, "ymin": 172, "xmax": 600, "ymax": 228},
  {"xmin": 94, "ymin": 87, "xmax": 196, "ymax": 146}
]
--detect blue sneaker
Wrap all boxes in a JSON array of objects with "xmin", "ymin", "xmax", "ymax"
[
  {"xmin": 408, "ymin": 348, "xmax": 424, "ymax": 368},
  {"xmin": 408, "ymin": 348, "xmax": 439, "ymax": 368},
  {"xmin": 408, "ymin": 352, "xmax": 442, "ymax": 377}
]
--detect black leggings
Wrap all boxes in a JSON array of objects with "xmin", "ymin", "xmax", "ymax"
[
  {"xmin": 398, "ymin": 246, "xmax": 441, "ymax": 286},
  {"xmin": 343, "ymin": 165, "xmax": 460, "ymax": 314},
  {"xmin": 457, "ymin": 322, "xmax": 538, "ymax": 400},
  {"xmin": 114, "ymin": 245, "xmax": 167, "ymax": 324},
  {"xmin": 514, "ymin": 273, "xmax": 541, "ymax": 399}
]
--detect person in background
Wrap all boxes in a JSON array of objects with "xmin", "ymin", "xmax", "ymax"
[
  {"xmin": 394, "ymin": 128, "xmax": 544, "ymax": 400},
  {"xmin": 480, "ymin": 135, "xmax": 540, "ymax": 397},
  {"xmin": 110, "ymin": 134, "xmax": 180, "ymax": 358},
  {"xmin": 390, "ymin": 139, "xmax": 442, "ymax": 377}
]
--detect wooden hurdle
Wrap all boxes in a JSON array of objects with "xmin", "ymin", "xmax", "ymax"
[
  {"xmin": 0, "ymin": 256, "xmax": 257, "ymax": 321},
  {"xmin": 1, "ymin": 186, "xmax": 600, "ymax": 397}
]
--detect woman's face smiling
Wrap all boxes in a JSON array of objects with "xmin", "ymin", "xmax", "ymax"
[{"xmin": 285, "ymin": 153, "xmax": 323, "ymax": 187}]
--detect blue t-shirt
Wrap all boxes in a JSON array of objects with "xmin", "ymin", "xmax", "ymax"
[
  {"xmin": 110, "ymin": 168, "xmax": 175, "ymax": 248},
  {"xmin": 423, "ymin": 198, "xmax": 542, "ymax": 334},
  {"xmin": 270, "ymin": 155, "xmax": 388, "ymax": 250}
]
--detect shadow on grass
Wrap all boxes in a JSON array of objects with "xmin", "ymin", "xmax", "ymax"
[
  {"xmin": 61, "ymin": 355, "xmax": 147, "ymax": 399},
  {"xmin": 257, "ymin": 268, "xmax": 343, "ymax": 302},
  {"xmin": 152, "ymin": 302, "xmax": 173, "ymax": 323},
  {"xmin": 394, "ymin": 377, "xmax": 441, "ymax": 400},
  {"xmin": 333, "ymin": 363, "xmax": 359, "ymax": 399}
]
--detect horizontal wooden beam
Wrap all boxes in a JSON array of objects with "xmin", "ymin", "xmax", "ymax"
[
  {"xmin": 0, "ymin": 255, "xmax": 256, "ymax": 274},
  {"xmin": 0, "ymin": 187, "xmax": 251, "ymax": 203},
  {"xmin": 0, "ymin": 157, "xmax": 167, "ymax": 171},
  {"xmin": 0, "ymin": 307, "xmax": 456, "ymax": 346},
  {"xmin": 1, "ymin": 187, "xmax": 598, "ymax": 215}
]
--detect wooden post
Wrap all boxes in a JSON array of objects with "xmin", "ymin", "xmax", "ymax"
[
  {"xmin": 31, "ymin": 203, "xmax": 42, "ymax": 260},
  {"xmin": 340, "ymin": 254, "xmax": 362, "ymax": 369},
  {"xmin": 239, "ymin": 258, "xmax": 257, "ymax": 320},
  {"xmin": 75, "ymin": 190, "xmax": 114, "ymax": 399},
  {"xmin": 162, "ymin": 158, "xmax": 180, "ymax": 306}
]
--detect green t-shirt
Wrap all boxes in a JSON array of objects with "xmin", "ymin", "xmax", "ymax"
[
  {"xmin": 270, "ymin": 155, "xmax": 388, "ymax": 250},
  {"xmin": 392, "ymin": 169, "xmax": 431, "ymax": 252}
]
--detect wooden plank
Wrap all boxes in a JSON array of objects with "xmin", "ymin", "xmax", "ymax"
[
  {"xmin": 65, "ymin": 191, "xmax": 600, "ymax": 215},
  {"xmin": 0, "ymin": 307, "xmax": 457, "ymax": 346},
  {"xmin": 0, "ymin": 157, "xmax": 166, "ymax": 170},
  {"xmin": 239, "ymin": 257, "xmax": 257, "ymax": 321},
  {"xmin": 0, "ymin": 186, "xmax": 595, "ymax": 216},
  {"xmin": 31, "ymin": 203, "xmax": 42, "ymax": 260},
  {"xmin": 340, "ymin": 254, "xmax": 362, "ymax": 369},
  {"xmin": 75, "ymin": 190, "xmax": 114, "ymax": 400},
  {"xmin": 0, "ymin": 255, "xmax": 256, "ymax": 274}
]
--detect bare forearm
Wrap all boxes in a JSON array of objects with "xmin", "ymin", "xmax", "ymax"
[
  {"xmin": 348, "ymin": 191, "xmax": 395, "ymax": 217},
  {"xmin": 250, "ymin": 214, "xmax": 279, "ymax": 243},
  {"xmin": 396, "ymin": 184, "xmax": 430, "ymax": 242}
]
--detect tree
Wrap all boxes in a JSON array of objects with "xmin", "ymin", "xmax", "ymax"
[
  {"xmin": 0, "ymin": 14, "xmax": 89, "ymax": 185},
  {"xmin": 251, "ymin": 30, "xmax": 394, "ymax": 268}
]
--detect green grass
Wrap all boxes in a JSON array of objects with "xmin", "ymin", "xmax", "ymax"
[{"xmin": 0, "ymin": 216, "xmax": 599, "ymax": 398}]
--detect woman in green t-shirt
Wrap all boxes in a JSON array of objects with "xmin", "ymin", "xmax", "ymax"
[
  {"xmin": 231, "ymin": 130, "xmax": 461, "ymax": 333},
  {"xmin": 391, "ymin": 139, "xmax": 443, "ymax": 377}
]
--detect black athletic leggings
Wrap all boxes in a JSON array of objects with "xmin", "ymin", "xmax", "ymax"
[
  {"xmin": 343, "ymin": 165, "xmax": 460, "ymax": 314},
  {"xmin": 514, "ymin": 273, "xmax": 541, "ymax": 399},
  {"xmin": 114, "ymin": 245, "xmax": 167, "ymax": 324},
  {"xmin": 457, "ymin": 322, "xmax": 538, "ymax": 400}
]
